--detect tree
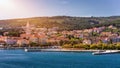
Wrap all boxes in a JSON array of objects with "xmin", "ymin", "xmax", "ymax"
[
  {"xmin": 59, "ymin": 40, "xmax": 64, "ymax": 46},
  {"xmin": 62, "ymin": 44, "xmax": 73, "ymax": 48},
  {"xmin": 102, "ymin": 44, "xmax": 108, "ymax": 50},
  {"xmin": 83, "ymin": 44, "xmax": 90, "ymax": 49},
  {"xmin": 92, "ymin": 32, "xmax": 99, "ymax": 36},
  {"xmin": 116, "ymin": 43, "xmax": 120, "ymax": 50},
  {"xmin": 90, "ymin": 44, "xmax": 97, "ymax": 49},
  {"xmin": 29, "ymin": 42, "xmax": 39, "ymax": 47}
]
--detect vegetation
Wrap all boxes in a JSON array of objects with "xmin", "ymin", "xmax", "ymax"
[
  {"xmin": 62, "ymin": 43, "xmax": 120, "ymax": 50},
  {"xmin": 29, "ymin": 42, "xmax": 39, "ymax": 47},
  {"xmin": 1, "ymin": 16, "xmax": 120, "ymax": 30}
]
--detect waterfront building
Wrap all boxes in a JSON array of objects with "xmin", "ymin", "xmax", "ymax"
[{"xmin": 17, "ymin": 39, "xmax": 29, "ymax": 46}]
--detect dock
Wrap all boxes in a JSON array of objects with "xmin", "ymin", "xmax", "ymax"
[{"xmin": 24, "ymin": 48, "xmax": 104, "ymax": 52}]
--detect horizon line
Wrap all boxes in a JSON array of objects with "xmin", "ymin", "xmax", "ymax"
[{"xmin": 1, "ymin": 15, "xmax": 120, "ymax": 20}]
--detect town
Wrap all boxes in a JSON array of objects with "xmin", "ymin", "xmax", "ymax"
[{"xmin": 0, "ymin": 21, "xmax": 120, "ymax": 50}]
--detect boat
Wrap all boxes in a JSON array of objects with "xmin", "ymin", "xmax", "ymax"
[{"xmin": 92, "ymin": 50, "xmax": 120, "ymax": 55}]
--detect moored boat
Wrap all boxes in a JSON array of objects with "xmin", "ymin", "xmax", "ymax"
[{"xmin": 92, "ymin": 50, "xmax": 120, "ymax": 55}]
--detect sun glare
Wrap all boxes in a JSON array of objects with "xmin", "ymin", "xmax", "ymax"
[{"xmin": 0, "ymin": 0, "xmax": 15, "ymax": 9}]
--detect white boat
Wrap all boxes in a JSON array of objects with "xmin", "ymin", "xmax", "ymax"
[
  {"xmin": 24, "ymin": 48, "xmax": 28, "ymax": 52},
  {"xmin": 92, "ymin": 50, "xmax": 120, "ymax": 55}
]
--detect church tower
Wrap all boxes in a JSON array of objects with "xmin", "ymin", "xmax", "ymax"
[{"xmin": 26, "ymin": 21, "xmax": 31, "ymax": 34}]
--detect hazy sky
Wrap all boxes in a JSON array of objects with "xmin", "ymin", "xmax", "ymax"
[{"xmin": 0, "ymin": 0, "xmax": 120, "ymax": 19}]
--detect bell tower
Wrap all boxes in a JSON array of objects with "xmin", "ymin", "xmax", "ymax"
[{"xmin": 26, "ymin": 21, "xmax": 31, "ymax": 34}]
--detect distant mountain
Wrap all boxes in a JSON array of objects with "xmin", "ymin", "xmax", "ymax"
[{"xmin": 0, "ymin": 16, "xmax": 120, "ymax": 30}]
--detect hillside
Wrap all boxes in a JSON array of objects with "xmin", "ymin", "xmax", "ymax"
[{"xmin": 0, "ymin": 16, "xmax": 120, "ymax": 30}]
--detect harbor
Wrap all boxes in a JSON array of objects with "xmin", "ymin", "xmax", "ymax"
[
  {"xmin": 24, "ymin": 48, "xmax": 102, "ymax": 52},
  {"xmin": 24, "ymin": 48, "xmax": 120, "ymax": 55},
  {"xmin": 0, "ymin": 47, "xmax": 120, "ymax": 55},
  {"xmin": 0, "ymin": 49, "xmax": 120, "ymax": 68}
]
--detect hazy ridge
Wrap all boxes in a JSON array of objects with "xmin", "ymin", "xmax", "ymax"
[{"xmin": 0, "ymin": 16, "xmax": 120, "ymax": 30}]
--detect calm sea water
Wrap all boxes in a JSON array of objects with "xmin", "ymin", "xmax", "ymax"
[{"xmin": 0, "ymin": 50, "xmax": 120, "ymax": 68}]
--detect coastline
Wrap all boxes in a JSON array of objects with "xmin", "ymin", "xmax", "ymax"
[
  {"xmin": 39, "ymin": 49, "xmax": 120, "ymax": 52},
  {"xmin": 0, "ymin": 47, "xmax": 120, "ymax": 52},
  {"xmin": 40, "ymin": 49, "xmax": 102, "ymax": 52}
]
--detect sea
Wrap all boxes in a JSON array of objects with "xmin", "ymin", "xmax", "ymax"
[{"xmin": 0, "ymin": 50, "xmax": 120, "ymax": 68}]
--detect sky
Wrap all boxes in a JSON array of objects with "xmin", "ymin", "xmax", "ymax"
[{"xmin": 0, "ymin": 0, "xmax": 120, "ymax": 20}]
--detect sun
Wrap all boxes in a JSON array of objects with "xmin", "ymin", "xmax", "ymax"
[{"xmin": 0, "ymin": 0, "xmax": 15, "ymax": 9}]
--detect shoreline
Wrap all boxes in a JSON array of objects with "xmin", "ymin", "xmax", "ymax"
[
  {"xmin": 39, "ymin": 49, "xmax": 120, "ymax": 52},
  {"xmin": 0, "ymin": 47, "xmax": 120, "ymax": 52}
]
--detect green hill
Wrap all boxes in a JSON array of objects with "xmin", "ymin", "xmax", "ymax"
[{"xmin": 0, "ymin": 16, "xmax": 120, "ymax": 30}]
